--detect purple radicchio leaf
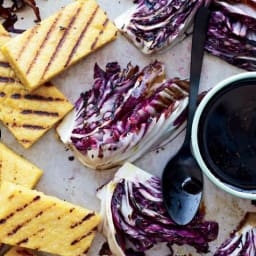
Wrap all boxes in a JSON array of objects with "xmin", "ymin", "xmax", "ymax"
[
  {"xmin": 111, "ymin": 178, "xmax": 218, "ymax": 253},
  {"xmin": 205, "ymin": 0, "xmax": 256, "ymax": 71},
  {"xmin": 115, "ymin": 0, "xmax": 209, "ymax": 54}
]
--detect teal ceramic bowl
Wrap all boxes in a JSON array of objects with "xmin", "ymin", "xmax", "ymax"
[{"xmin": 192, "ymin": 72, "xmax": 256, "ymax": 199}]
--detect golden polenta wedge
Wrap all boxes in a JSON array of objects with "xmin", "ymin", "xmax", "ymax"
[
  {"xmin": 0, "ymin": 142, "xmax": 42, "ymax": 188},
  {"xmin": 0, "ymin": 142, "xmax": 42, "ymax": 252},
  {"xmin": 0, "ymin": 25, "xmax": 10, "ymax": 45},
  {"xmin": 1, "ymin": 0, "xmax": 118, "ymax": 91},
  {"xmin": 4, "ymin": 247, "xmax": 36, "ymax": 256},
  {"xmin": 0, "ymin": 181, "xmax": 101, "ymax": 256},
  {"xmin": 0, "ymin": 25, "xmax": 73, "ymax": 148},
  {"xmin": 0, "ymin": 83, "xmax": 73, "ymax": 148}
]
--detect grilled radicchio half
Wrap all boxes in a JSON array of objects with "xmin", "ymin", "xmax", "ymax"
[
  {"xmin": 97, "ymin": 163, "xmax": 219, "ymax": 255},
  {"xmin": 206, "ymin": 0, "xmax": 256, "ymax": 71},
  {"xmin": 57, "ymin": 61, "xmax": 189, "ymax": 170},
  {"xmin": 214, "ymin": 213, "xmax": 256, "ymax": 255},
  {"xmin": 115, "ymin": 0, "xmax": 210, "ymax": 54}
]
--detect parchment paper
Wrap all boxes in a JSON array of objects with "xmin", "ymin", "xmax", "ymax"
[{"xmin": 1, "ymin": 1, "xmax": 255, "ymax": 255}]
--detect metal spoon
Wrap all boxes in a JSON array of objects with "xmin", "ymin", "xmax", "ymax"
[{"xmin": 161, "ymin": 6, "xmax": 210, "ymax": 226}]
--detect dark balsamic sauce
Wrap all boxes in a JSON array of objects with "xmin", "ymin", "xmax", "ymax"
[
  {"xmin": 99, "ymin": 242, "xmax": 112, "ymax": 256},
  {"xmin": 198, "ymin": 79, "xmax": 256, "ymax": 191},
  {"xmin": 68, "ymin": 156, "xmax": 75, "ymax": 161}
]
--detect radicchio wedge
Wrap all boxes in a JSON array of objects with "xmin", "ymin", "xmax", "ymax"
[
  {"xmin": 97, "ymin": 162, "xmax": 219, "ymax": 255},
  {"xmin": 205, "ymin": 0, "xmax": 256, "ymax": 71},
  {"xmin": 115, "ymin": 0, "xmax": 210, "ymax": 54},
  {"xmin": 214, "ymin": 213, "xmax": 256, "ymax": 256},
  {"xmin": 57, "ymin": 61, "xmax": 189, "ymax": 170}
]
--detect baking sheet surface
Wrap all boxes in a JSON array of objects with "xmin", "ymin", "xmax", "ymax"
[{"xmin": 1, "ymin": 1, "xmax": 255, "ymax": 255}]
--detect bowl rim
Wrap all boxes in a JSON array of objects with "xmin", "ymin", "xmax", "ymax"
[{"xmin": 191, "ymin": 71, "xmax": 256, "ymax": 199}]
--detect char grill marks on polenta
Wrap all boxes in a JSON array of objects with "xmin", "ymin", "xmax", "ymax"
[
  {"xmin": 0, "ymin": 182, "xmax": 101, "ymax": 256},
  {"xmin": 4, "ymin": 246, "xmax": 36, "ymax": 256},
  {"xmin": 1, "ymin": 0, "xmax": 118, "ymax": 91},
  {"xmin": 0, "ymin": 24, "xmax": 73, "ymax": 148}
]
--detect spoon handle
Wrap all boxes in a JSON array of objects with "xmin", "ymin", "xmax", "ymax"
[{"xmin": 184, "ymin": 6, "xmax": 210, "ymax": 147}]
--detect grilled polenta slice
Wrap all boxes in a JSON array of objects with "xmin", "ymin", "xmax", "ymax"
[
  {"xmin": 4, "ymin": 247, "xmax": 36, "ymax": 256},
  {"xmin": 1, "ymin": 0, "xmax": 118, "ymax": 91},
  {"xmin": 0, "ymin": 181, "xmax": 101, "ymax": 256},
  {"xmin": 0, "ymin": 83, "xmax": 73, "ymax": 148},
  {"xmin": 0, "ymin": 142, "xmax": 42, "ymax": 188},
  {"xmin": 0, "ymin": 142, "xmax": 42, "ymax": 253},
  {"xmin": 0, "ymin": 25, "xmax": 73, "ymax": 148}
]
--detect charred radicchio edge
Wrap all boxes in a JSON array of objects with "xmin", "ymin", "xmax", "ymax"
[
  {"xmin": 115, "ymin": 0, "xmax": 211, "ymax": 54},
  {"xmin": 214, "ymin": 213, "xmax": 256, "ymax": 255},
  {"xmin": 57, "ymin": 61, "xmax": 189, "ymax": 170},
  {"xmin": 97, "ymin": 163, "xmax": 219, "ymax": 256},
  {"xmin": 205, "ymin": 0, "xmax": 256, "ymax": 71}
]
